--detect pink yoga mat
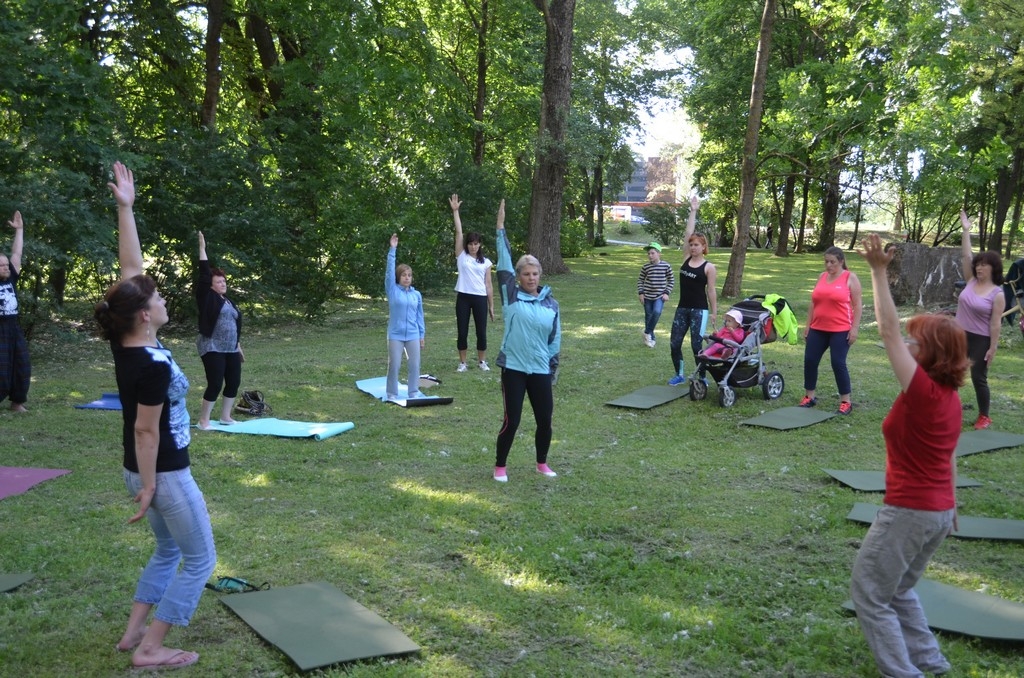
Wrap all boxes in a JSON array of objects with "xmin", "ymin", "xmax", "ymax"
[{"xmin": 0, "ymin": 467, "xmax": 71, "ymax": 500}]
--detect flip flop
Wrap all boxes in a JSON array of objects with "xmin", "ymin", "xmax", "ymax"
[{"xmin": 131, "ymin": 650, "xmax": 199, "ymax": 671}]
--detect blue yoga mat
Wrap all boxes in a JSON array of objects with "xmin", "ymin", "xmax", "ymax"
[
  {"xmin": 74, "ymin": 392, "xmax": 122, "ymax": 410},
  {"xmin": 355, "ymin": 377, "xmax": 453, "ymax": 407},
  {"xmin": 201, "ymin": 418, "xmax": 354, "ymax": 441}
]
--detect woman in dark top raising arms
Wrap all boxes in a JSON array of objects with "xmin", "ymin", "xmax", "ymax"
[
  {"xmin": 94, "ymin": 162, "xmax": 216, "ymax": 671},
  {"xmin": 668, "ymin": 195, "xmax": 715, "ymax": 385},
  {"xmin": 195, "ymin": 231, "xmax": 244, "ymax": 429}
]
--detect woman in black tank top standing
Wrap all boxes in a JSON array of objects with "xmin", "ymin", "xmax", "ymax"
[{"xmin": 668, "ymin": 196, "xmax": 718, "ymax": 385}]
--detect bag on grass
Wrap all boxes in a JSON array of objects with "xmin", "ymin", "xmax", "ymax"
[
  {"xmin": 235, "ymin": 390, "xmax": 271, "ymax": 417},
  {"xmin": 204, "ymin": 576, "xmax": 270, "ymax": 594}
]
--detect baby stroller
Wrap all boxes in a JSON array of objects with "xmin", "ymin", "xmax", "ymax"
[{"xmin": 688, "ymin": 295, "xmax": 785, "ymax": 407}]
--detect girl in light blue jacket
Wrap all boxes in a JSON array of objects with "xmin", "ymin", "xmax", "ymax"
[
  {"xmin": 493, "ymin": 201, "xmax": 561, "ymax": 483},
  {"xmin": 385, "ymin": 234, "xmax": 425, "ymax": 400}
]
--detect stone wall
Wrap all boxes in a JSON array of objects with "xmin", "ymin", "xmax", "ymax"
[{"xmin": 886, "ymin": 243, "xmax": 962, "ymax": 307}]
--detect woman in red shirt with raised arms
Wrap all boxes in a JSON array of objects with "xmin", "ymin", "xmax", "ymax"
[{"xmin": 851, "ymin": 234, "xmax": 967, "ymax": 678}]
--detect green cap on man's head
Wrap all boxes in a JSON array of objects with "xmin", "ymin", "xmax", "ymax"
[{"xmin": 645, "ymin": 242, "xmax": 662, "ymax": 252}]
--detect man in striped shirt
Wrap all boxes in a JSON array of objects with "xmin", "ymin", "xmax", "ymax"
[{"xmin": 637, "ymin": 242, "xmax": 674, "ymax": 348}]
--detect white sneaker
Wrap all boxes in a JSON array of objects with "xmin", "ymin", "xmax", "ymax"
[
  {"xmin": 646, "ymin": 336, "xmax": 656, "ymax": 348},
  {"xmin": 408, "ymin": 391, "xmax": 423, "ymax": 399},
  {"xmin": 479, "ymin": 360, "xmax": 490, "ymax": 371},
  {"xmin": 457, "ymin": 362, "xmax": 468, "ymax": 372},
  {"xmin": 643, "ymin": 332, "xmax": 651, "ymax": 346}
]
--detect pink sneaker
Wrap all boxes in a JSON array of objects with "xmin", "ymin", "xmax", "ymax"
[
  {"xmin": 493, "ymin": 466, "xmax": 508, "ymax": 483},
  {"xmin": 536, "ymin": 463, "xmax": 557, "ymax": 477}
]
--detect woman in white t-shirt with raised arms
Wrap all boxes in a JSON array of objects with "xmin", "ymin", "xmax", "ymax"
[{"xmin": 450, "ymin": 194, "xmax": 495, "ymax": 372}]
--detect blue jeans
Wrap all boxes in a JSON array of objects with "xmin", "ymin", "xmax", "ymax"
[
  {"xmin": 643, "ymin": 297, "xmax": 665, "ymax": 340},
  {"xmin": 851, "ymin": 505, "xmax": 954, "ymax": 678},
  {"xmin": 669, "ymin": 307, "xmax": 708, "ymax": 376},
  {"xmin": 803, "ymin": 328, "xmax": 852, "ymax": 395},
  {"xmin": 124, "ymin": 468, "xmax": 217, "ymax": 627}
]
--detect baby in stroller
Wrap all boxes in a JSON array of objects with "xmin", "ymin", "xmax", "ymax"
[
  {"xmin": 699, "ymin": 309, "xmax": 746, "ymax": 360},
  {"xmin": 689, "ymin": 296, "xmax": 785, "ymax": 407}
]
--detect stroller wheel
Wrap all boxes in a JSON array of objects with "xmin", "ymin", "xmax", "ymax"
[
  {"xmin": 762, "ymin": 371, "xmax": 785, "ymax": 400},
  {"xmin": 689, "ymin": 378, "xmax": 708, "ymax": 401},
  {"xmin": 718, "ymin": 385, "xmax": 737, "ymax": 408}
]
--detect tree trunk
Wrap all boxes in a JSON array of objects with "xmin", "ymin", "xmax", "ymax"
[
  {"xmin": 848, "ymin": 152, "xmax": 865, "ymax": 250},
  {"xmin": 796, "ymin": 173, "xmax": 810, "ymax": 253},
  {"xmin": 989, "ymin": 148, "xmax": 1023, "ymax": 251},
  {"xmin": 774, "ymin": 172, "xmax": 796, "ymax": 256},
  {"xmin": 816, "ymin": 154, "xmax": 843, "ymax": 251},
  {"xmin": 723, "ymin": 0, "xmax": 775, "ymax": 297},
  {"xmin": 472, "ymin": 0, "xmax": 492, "ymax": 166},
  {"xmin": 200, "ymin": 0, "xmax": 226, "ymax": 131},
  {"xmin": 527, "ymin": 0, "xmax": 575, "ymax": 274}
]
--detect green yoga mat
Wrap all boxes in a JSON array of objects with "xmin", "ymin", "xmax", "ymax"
[
  {"xmin": 219, "ymin": 581, "xmax": 419, "ymax": 671},
  {"xmin": 824, "ymin": 469, "xmax": 982, "ymax": 492},
  {"xmin": 954, "ymin": 430, "xmax": 1024, "ymax": 457},
  {"xmin": 843, "ymin": 578, "xmax": 1024, "ymax": 641},
  {"xmin": 605, "ymin": 385, "xmax": 687, "ymax": 409},
  {"xmin": 741, "ymin": 406, "xmax": 837, "ymax": 430},
  {"xmin": 203, "ymin": 418, "xmax": 354, "ymax": 440},
  {"xmin": 0, "ymin": 573, "xmax": 33, "ymax": 593},
  {"xmin": 847, "ymin": 502, "xmax": 1024, "ymax": 542}
]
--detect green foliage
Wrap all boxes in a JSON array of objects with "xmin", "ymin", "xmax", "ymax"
[{"xmin": 559, "ymin": 217, "xmax": 589, "ymax": 258}]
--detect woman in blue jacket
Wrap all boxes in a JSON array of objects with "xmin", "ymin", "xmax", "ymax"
[
  {"xmin": 385, "ymin": 233, "xmax": 425, "ymax": 401},
  {"xmin": 494, "ymin": 200, "xmax": 561, "ymax": 482}
]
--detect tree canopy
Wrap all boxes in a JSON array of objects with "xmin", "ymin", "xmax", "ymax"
[{"xmin": 2, "ymin": 0, "xmax": 1023, "ymax": 316}]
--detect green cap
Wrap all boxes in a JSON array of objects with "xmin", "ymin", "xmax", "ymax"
[{"xmin": 645, "ymin": 242, "xmax": 662, "ymax": 252}]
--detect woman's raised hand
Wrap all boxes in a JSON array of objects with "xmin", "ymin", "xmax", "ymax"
[
  {"xmin": 959, "ymin": 210, "xmax": 973, "ymax": 233},
  {"xmin": 108, "ymin": 161, "xmax": 135, "ymax": 207},
  {"xmin": 496, "ymin": 199, "xmax": 505, "ymax": 230},
  {"xmin": 390, "ymin": 233, "xmax": 399, "ymax": 248},
  {"xmin": 857, "ymin": 234, "xmax": 894, "ymax": 272},
  {"xmin": 449, "ymin": 194, "xmax": 462, "ymax": 211}
]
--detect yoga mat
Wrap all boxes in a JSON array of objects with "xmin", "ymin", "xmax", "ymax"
[
  {"xmin": 74, "ymin": 392, "xmax": 122, "ymax": 410},
  {"xmin": 203, "ymin": 418, "xmax": 354, "ymax": 441},
  {"xmin": 219, "ymin": 581, "xmax": 420, "ymax": 671},
  {"xmin": 740, "ymin": 406, "xmax": 837, "ymax": 430},
  {"xmin": 605, "ymin": 385, "xmax": 687, "ymax": 409},
  {"xmin": 355, "ymin": 377, "xmax": 453, "ymax": 408},
  {"xmin": 0, "ymin": 573, "xmax": 33, "ymax": 593},
  {"xmin": 954, "ymin": 430, "xmax": 1024, "ymax": 457},
  {"xmin": 823, "ymin": 469, "xmax": 982, "ymax": 492},
  {"xmin": 847, "ymin": 502, "xmax": 1024, "ymax": 542},
  {"xmin": 843, "ymin": 578, "xmax": 1024, "ymax": 641},
  {"xmin": 0, "ymin": 467, "xmax": 72, "ymax": 500}
]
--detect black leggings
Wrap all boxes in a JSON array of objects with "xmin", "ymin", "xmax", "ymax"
[
  {"xmin": 965, "ymin": 331, "xmax": 992, "ymax": 416},
  {"xmin": 496, "ymin": 368, "xmax": 553, "ymax": 467},
  {"xmin": 456, "ymin": 292, "xmax": 489, "ymax": 352},
  {"xmin": 201, "ymin": 351, "xmax": 242, "ymax": 402}
]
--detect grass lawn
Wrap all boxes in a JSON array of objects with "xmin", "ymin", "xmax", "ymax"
[{"xmin": 2, "ymin": 243, "xmax": 1024, "ymax": 677}]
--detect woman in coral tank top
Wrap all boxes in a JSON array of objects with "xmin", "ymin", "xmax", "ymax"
[{"xmin": 800, "ymin": 246, "xmax": 862, "ymax": 414}]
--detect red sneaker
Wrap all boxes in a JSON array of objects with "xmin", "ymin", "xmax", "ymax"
[
  {"xmin": 974, "ymin": 415, "xmax": 992, "ymax": 430},
  {"xmin": 838, "ymin": 401, "xmax": 853, "ymax": 415},
  {"xmin": 798, "ymin": 396, "xmax": 817, "ymax": 408}
]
